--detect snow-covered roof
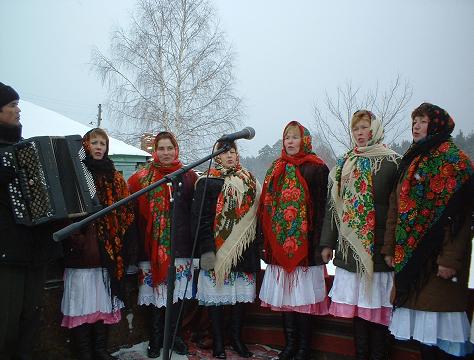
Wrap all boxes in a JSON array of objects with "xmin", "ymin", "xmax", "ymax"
[{"xmin": 19, "ymin": 100, "xmax": 150, "ymax": 157}]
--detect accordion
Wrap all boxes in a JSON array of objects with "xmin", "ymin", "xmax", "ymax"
[{"xmin": 0, "ymin": 135, "xmax": 101, "ymax": 226}]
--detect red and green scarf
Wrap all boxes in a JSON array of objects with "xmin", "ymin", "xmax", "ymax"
[
  {"xmin": 128, "ymin": 144, "xmax": 182, "ymax": 285},
  {"xmin": 259, "ymin": 121, "xmax": 325, "ymax": 273},
  {"xmin": 394, "ymin": 139, "xmax": 473, "ymax": 272}
]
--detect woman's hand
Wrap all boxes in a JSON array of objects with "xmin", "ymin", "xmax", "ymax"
[
  {"xmin": 384, "ymin": 255, "xmax": 394, "ymax": 268},
  {"xmin": 321, "ymin": 247, "xmax": 333, "ymax": 264},
  {"xmin": 200, "ymin": 251, "xmax": 216, "ymax": 271},
  {"xmin": 437, "ymin": 265, "xmax": 456, "ymax": 280}
]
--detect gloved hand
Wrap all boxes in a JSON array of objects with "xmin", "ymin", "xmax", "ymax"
[
  {"xmin": 200, "ymin": 251, "xmax": 216, "ymax": 271},
  {"xmin": 0, "ymin": 166, "xmax": 16, "ymax": 186}
]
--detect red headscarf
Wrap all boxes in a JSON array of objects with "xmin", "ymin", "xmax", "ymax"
[
  {"xmin": 128, "ymin": 132, "xmax": 183, "ymax": 285},
  {"xmin": 259, "ymin": 121, "xmax": 325, "ymax": 273}
]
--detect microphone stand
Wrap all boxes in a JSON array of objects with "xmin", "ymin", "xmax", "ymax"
[
  {"xmin": 162, "ymin": 174, "xmax": 179, "ymax": 360},
  {"xmin": 53, "ymin": 142, "xmax": 232, "ymax": 360},
  {"xmin": 53, "ymin": 143, "xmax": 231, "ymax": 242}
]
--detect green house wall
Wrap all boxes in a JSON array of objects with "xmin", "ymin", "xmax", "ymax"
[{"xmin": 109, "ymin": 154, "xmax": 150, "ymax": 180}]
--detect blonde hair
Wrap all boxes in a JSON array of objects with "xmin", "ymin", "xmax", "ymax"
[
  {"xmin": 351, "ymin": 110, "xmax": 373, "ymax": 129},
  {"xmin": 284, "ymin": 124, "xmax": 300, "ymax": 137}
]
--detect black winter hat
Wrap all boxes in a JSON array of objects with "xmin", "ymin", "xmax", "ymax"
[{"xmin": 0, "ymin": 82, "xmax": 20, "ymax": 109}]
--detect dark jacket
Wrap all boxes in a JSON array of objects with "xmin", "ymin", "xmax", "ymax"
[
  {"xmin": 62, "ymin": 223, "xmax": 101, "ymax": 268},
  {"xmin": 262, "ymin": 162, "xmax": 329, "ymax": 267},
  {"xmin": 0, "ymin": 140, "xmax": 58, "ymax": 267},
  {"xmin": 130, "ymin": 170, "xmax": 198, "ymax": 262},
  {"xmin": 320, "ymin": 158, "xmax": 398, "ymax": 273},
  {"xmin": 382, "ymin": 180, "xmax": 473, "ymax": 312},
  {"xmin": 192, "ymin": 177, "xmax": 260, "ymax": 273}
]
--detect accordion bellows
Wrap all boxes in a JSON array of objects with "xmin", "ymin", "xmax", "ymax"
[{"xmin": 0, "ymin": 135, "xmax": 101, "ymax": 226}]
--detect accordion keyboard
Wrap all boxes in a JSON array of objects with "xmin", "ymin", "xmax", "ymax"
[
  {"xmin": 78, "ymin": 147, "xmax": 97, "ymax": 200},
  {"xmin": 1, "ymin": 151, "xmax": 28, "ymax": 220},
  {"xmin": 1, "ymin": 135, "xmax": 102, "ymax": 226},
  {"xmin": 15, "ymin": 142, "xmax": 53, "ymax": 220}
]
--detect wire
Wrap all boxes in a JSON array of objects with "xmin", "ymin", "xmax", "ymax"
[{"xmin": 168, "ymin": 141, "xmax": 218, "ymax": 360}]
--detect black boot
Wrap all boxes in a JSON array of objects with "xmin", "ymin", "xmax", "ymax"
[
  {"xmin": 230, "ymin": 303, "xmax": 252, "ymax": 358},
  {"xmin": 294, "ymin": 313, "xmax": 312, "ymax": 360},
  {"xmin": 92, "ymin": 321, "xmax": 117, "ymax": 360},
  {"xmin": 148, "ymin": 306, "xmax": 164, "ymax": 359},
  {"xmin": 369, "ymin": 322, "xmax": 390, "ymax": 360},
  {"xmin": 170, "ymin": 300, "xmax": 189, "ymax": 355},
  {"xmin": 419, "ymin": 343, "xmax": 438, "ymax": 360},
  {"xmin": 71, "ymin": 324, "xmax": 94, "ymax": 360},
  {"xmin": 209, "ymin": 306, "xmax": 226, "ymax": 359},
  {"xmin": 278, "ymin": 312, "xmax": 298, "ymax": 360},
  {"xmin": 353, "ymin": 317, "xmax": 370, "ymax": 360}
]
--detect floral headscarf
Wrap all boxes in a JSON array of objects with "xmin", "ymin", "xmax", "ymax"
[
  {"xmin": 198, "ymin": 144, "xmax": 259, "ymax": 285},
  {"xmin": 328, "ymin": 114, "xmax": 400, "ymax": 278},
  {"xmin": 394, "ymin": 104, "xmax": 472, "ymax": 271},
  {"xmin": 128, "ymin": 132, "xmax": 183, "ymax": 285},
  {"xmin": 392, "ymin": 103, "xmax": 473, "ymax": 305},
  {"xmin": 259, "ymin": 121, "xmax": 325, "ymax": 273}
]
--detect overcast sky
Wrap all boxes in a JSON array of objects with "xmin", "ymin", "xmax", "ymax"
[{"xmin": 1, "ymin": 0, "xmax": 473, "ymax": 157}]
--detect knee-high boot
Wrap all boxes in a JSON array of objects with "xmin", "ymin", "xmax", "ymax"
[
  {"xmin": 92, "ymin": 321, "xmax": 117, "ymax": 360},
  {"xmin": 147, "ymin": 306, "xmax": 164, "ymax": 359},
  {"xmin": 70, "ymin": 324, "xmax": 93, "ymax": 360},
  {"xmin": 208, "ymin": 305, "xmax": 226, "ymax": 359},
  {"xmin": 353, "ymin": 317, "xmax": 370, "ymax": 360},
  {"xmin": 294, "ymin": 313, "xmax": 312, "ymax": 360},
  {"xmin": 419, "ymin": 342, "xmax": 438, "ymax": 360},
  {"xmin": 170, "ymin": 300, "xmax": 189, "ymax": 355},
  {"xmin": 230, "ymin": 303, "xmax": 252, "ymax": 358},
  {"xmin": 278, "ymin": 312, "xmax": 298, "ymax": 360},
  {"xmin": 369, "ymin": 322, "xmax": 390, "ymax": 360}
]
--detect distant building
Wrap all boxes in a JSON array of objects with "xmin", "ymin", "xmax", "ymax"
[
  {"xmin": 140, "ymin": 132, "xmax": 155, "ymax": 153},
  {"xmin": 20, "ymin": 100, "xmax": 151, "ymax": 179}
]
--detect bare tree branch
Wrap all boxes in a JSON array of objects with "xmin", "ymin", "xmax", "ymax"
[
  {"xmin": 312, "ymin": 76, "xmax": 412, "ymax": 156},
  {"xmin": 90, "ymin": 0, "xmax": 242, "ymax": 162}
]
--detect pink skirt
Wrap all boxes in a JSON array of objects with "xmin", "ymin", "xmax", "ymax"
[
  {"xmin": 328, "ymin": 267, "xmax": 393, "ymax": 326},
  {"xmin": 61, "ymin": 268, "xmax": 123, "ymax": 329},
  {"xmin": 259, "ymin": 265, "xmax": 329, "ymax": 315}
]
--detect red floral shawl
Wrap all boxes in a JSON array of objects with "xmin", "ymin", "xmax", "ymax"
[
  {"xmin": 259, "ymin": 121, "xmax": 326, "ymax": 273},
  {"xmin": 394, "ymin": 139, "xmax": 473, "ymax": 272},
  {"xmin": 128, "ymin": 143, "xmax": 183, "ymax": 285},
  {"xmin": 394, "ymin": 104, "xmax": 474, "ymax": 272}
]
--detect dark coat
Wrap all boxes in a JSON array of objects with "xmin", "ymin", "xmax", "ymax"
[
  {"xmin": 262, "ymin": 162, "xmax": 329, "ymax": 267},
  {"xmin": 320, "ymin": 158, "xmax": 398, "ymax": 273},
  {"xmin": 192, "ymin": 176, "xmax": 260, "ymax": 273},
  {"xmin": 0, "ymin": 141, "xmax": 58, "ymax": 267},
  {"xmin": 62, "ymin": 224, "xmax": 101, "ymax": 268}
]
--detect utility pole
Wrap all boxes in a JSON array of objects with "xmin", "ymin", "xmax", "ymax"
[{"xmin": 97, "ymin": 104, "xmax": 102, "ymax": 128}]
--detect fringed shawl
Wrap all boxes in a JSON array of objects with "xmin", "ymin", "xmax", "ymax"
[
  {"xmin": 328, "ymin": 118, "xmax": 400, "ymax": 278},
  {"xmin": 199, "ymin": 160, "xmax": 259, "ymax": 286}
]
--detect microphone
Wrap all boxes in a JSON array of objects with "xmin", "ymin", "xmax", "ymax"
[{"xmin": 218, "ymin": 127, "xmax": 255, "ymax": 142}]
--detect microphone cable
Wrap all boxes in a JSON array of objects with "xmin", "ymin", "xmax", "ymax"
[{"xmin": 168, "ymin": 141, "xmax": 219, "ymax": 360}]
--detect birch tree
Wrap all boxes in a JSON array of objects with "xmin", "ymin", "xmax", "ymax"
[{"xmin": 91, "ymin": 0, "xmax": 242, "ymax": 160}]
